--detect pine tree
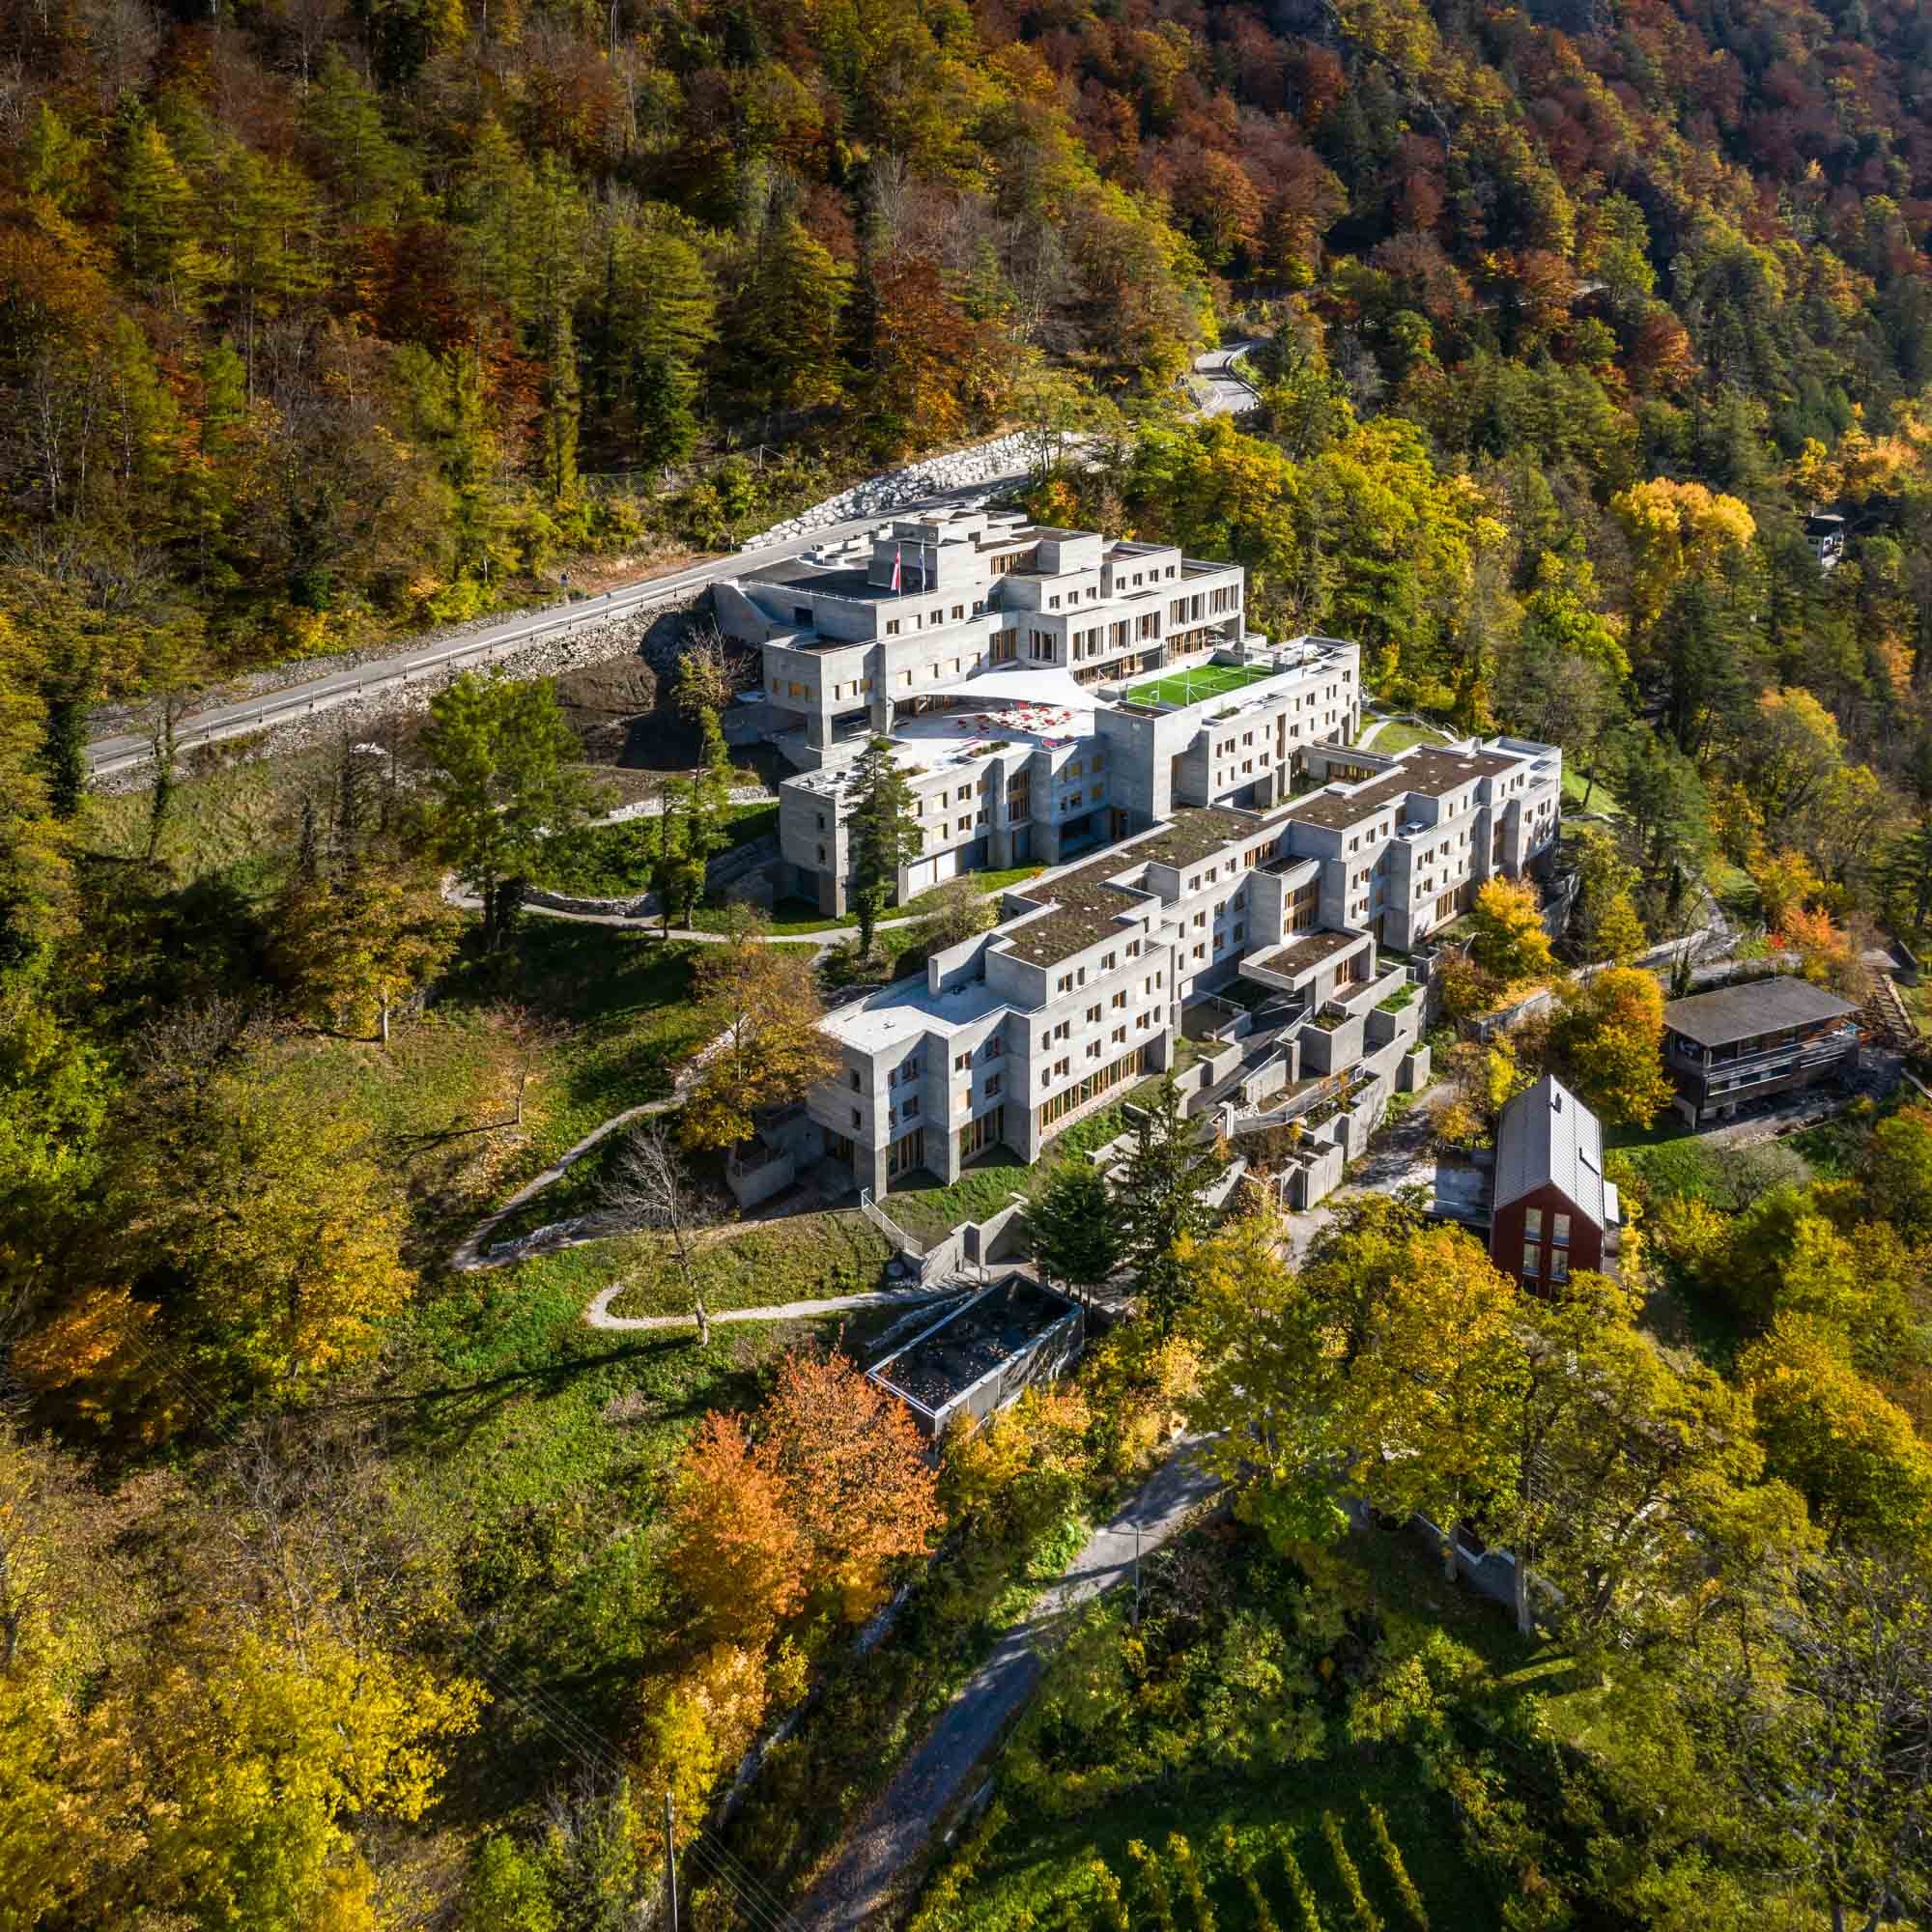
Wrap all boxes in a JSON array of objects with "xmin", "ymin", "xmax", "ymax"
[
  {"xmin": 846, "ymin": 736, "xmax": 922, "ymax": 959},
  {"xmin": 538, "ymin": 307, "xmax": 582, "ymax": 505},
  {"xmin": 1028, "ymin": 1163, "xmax": 1122, "ymax": 1299},
  {"xmin": 1117, "ymin": 1075, "xmax": 1229, "ymax": 1333}
]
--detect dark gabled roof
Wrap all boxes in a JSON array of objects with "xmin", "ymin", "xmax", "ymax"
[
  {"xmin": 1494, "ymin": 1074, "xmax": 1610, "ymax": 1228},
  {"xmin": 1662, "ymin": 975, "xmax": 1857, "ymax": 1049}
]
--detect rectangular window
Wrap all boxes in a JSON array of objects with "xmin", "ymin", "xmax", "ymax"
[
  {"xmin": 1522, "ymin": 1244, "xmax": 1540, "ymax": 1277},
  {"xmin": 1551, "ymin": 1212, "xmax": 1572, "ymax": 1247},
  {"xmin": 1523, "ymin": 1207, "xmax": 1543, "ymax": 1240},
  {"xmin": 1549, "ymin": 1249, "xmax": 1570, "ymax": 1282}
]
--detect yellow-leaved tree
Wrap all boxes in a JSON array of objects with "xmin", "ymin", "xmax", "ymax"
[{"xmin": 1551, "ymin": 966, "xmax": 1674, "ymax": 1128}]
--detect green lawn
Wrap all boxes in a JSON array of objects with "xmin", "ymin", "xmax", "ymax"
[
  {"xmin": 1561, "ymin": 763, "xmax": 1621, "ymax": 818},
  {"xmin": 601, "ymin": 1211, "xmax": 895, "ymax": 1319},
  {"xmin": 462, "ymin": 922, "xmax": 712, "ymax": 1179},
  {"xmin": 1127, "ymin": 662, "xmax": 1278, "ymax": 709},
  {"xmin": 85, "ymin": 746, "xmax": 337, "ymax": 890},
  {"xmin": 688, "ymin": 865, "xmax": 1046, "ymax": 937},
  {"xmin": 1366, "ymin": 719, "xmax": 1451, "ymax": 754}
]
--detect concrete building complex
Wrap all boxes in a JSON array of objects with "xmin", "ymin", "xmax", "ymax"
[
  {"xmin": 717, "ymin": 505, "xmax": 1358, "ymax": 914},
  {"xmin": 711, "ymin": 508, "xmax": 1563, "ymax": 1207}
]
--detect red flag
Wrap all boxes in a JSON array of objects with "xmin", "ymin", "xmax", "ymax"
[{"xmin": 891, "ymin": 545, "xmax": 902, "ymax": 592}]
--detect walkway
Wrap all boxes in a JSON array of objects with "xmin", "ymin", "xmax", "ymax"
[
  {"xmin": 797, "ymin": 1437, "xmax": 1222, "ymax": 1932},
  {"xmin": 584, "ymin": 1282, "xmax": 955, "ymax": 1331}
]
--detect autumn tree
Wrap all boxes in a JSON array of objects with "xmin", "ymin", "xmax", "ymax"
[
  {"xmin": 679, "ymin": 916, "xmax": 838, "ymax": 1151},
  {"xmin": 1550, "ymin": 967, "xmax": 1673, "ymax": 1128},
  {"xmin": 671, "ymin": 1350, "xmax": 943, "ymax": 1635},
  {"xmin": 1741, "ymin": 1318, "xmax": 1932, "ymax": 1555},
  {"xmin": 272, "ymin": 864, "xmax": 457, "ymax": 1044},
  {"xmin": 668, "ymin": 1410, "xmax": 805, "ymax": 1640},
  {"xmin": 1464, "ymin": 877, "xmax": 1554, "ymax": 986}
]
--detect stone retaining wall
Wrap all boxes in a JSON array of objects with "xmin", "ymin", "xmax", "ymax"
[
  {"xmin": 96, "ymin": 594, "xmax": 707, "ymax": 797},
  {"xmin": 744, "ymin": 430, "xmax": 1054, "ymax": 545}
]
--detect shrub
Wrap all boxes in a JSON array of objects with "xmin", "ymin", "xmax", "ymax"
[
  {"xmin": 1222, "ymin": 1823, "xmax": 1280, "ymax": 1932},
  {"xmin": 1367, "ymin": 1806, "xmax": 1428, "ymax": 1930},
  {"xmin": 1321, "ymin": 1812, "xmax": 1383, "ymax": 1932},
  {"xmin": 1169, "ymin": 1833, "xmax": 1217, "ymax": 1932},
  {"xmin": 1127, "ymin": 1839, "xmax": 1179, "ymax": 1932},
  {"xmin": 1275, "ymin": 1830, "xmax": 1328, "ymax": 1932}
]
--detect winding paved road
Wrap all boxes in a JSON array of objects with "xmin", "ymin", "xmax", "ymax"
[
  {"xmin": 1193, "ymin": 339, "xmax": 1262, "ymax": 415},
  {"xmin": 798, "ymin": 1436, "xmax": 1222, "ymax": 1931}
]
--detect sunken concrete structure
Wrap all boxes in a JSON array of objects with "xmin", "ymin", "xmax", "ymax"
[
  {"xmin": 867, "ymin": 1274, "xmax": 1084, "ymax": 1440},
  {"xmin": 1490, "ymin": 1075, "xmax": 1620, "ymax": 1290},
  {"xmin": 1660, "ymin": 976, "xmax": 1861, "ymax": 1126}
]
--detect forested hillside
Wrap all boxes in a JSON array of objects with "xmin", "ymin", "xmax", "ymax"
[
  {"xmin": 15, "ymin": 1, "xmax": 1932, "ymax": 1927},
  {"xmin": 4, "ymin": 0, "xmax": 1932, "ymax": 699}
]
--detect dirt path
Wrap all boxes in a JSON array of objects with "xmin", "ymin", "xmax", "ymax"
[{"xmin": 796, "ymin": 1437, "xmax": 1222, "ymax": 1931}]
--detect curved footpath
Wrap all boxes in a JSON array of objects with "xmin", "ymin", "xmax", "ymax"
[
  {"xmin": 798, "ymin": 1436, "xmax": 1223, "ymax": 1931},
  {"xmin": 583, "ymin": 1282, "xmax": 953, "ymax": 1331}
]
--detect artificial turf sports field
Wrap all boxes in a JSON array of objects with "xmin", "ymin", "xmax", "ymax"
[{"xmin": 1125, "ymin": 661, "xmax": 1278, "ymax": 707}]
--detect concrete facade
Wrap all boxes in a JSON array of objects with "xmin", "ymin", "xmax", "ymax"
[
  {"xmin": 808, "ymin": 732, "xmax": 1559, "ymax": 1201},
  {"xmin": 717, "ymin": 505, "xmax": 1362, "ymax": 915},
  {"xmin": 714, "ymin": 511, "xmax": 1562, "ymax": 1208}
]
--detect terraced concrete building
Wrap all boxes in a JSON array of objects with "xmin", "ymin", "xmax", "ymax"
[
  {"xmin": 715, "ymin": 504, "xmax": 1358, "ymax": 915},
  {"xmin": 711, "ymin": 509, "xmax": 1563, "ymax": 1207},
  {"xmin": 741, "ymin": 734, "xmax": 1563, "ymax": 1202}
]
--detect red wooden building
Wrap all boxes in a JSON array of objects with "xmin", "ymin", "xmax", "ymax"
[{"xmin": 1489, "ymin": 1075, "xmax": 1619, "ymax": 1291}]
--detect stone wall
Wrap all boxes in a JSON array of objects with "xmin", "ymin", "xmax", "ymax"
[
  {"xmin": 743, "ymin": 430, "xmax": 1051, "ymax": 545},
  {"xmin": 97, "ymin": 593, "xmax": 708, "ymax": 797}
]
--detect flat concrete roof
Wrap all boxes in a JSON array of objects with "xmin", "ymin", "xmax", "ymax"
[
  {"xmin": 1246, "ymin": 928, "xmax": 1362, "ymax": 978},
  {"xmin": 819, "ymin": 975, "xmax": 1009, "ymax": 1053}
]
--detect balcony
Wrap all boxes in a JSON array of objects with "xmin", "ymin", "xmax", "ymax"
[{"xmin": 1667, "ymin": 1025, "xmax": 1860, "ymax": 1086}]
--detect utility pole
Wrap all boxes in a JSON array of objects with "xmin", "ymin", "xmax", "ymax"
[
  {"xmin": 665, "ymin": 1791, "xmax": 679, "ymax": 1932},
  {"xmin": 1131, "ymin": 1522, "xmax": 1142, "ymax": 1629}
]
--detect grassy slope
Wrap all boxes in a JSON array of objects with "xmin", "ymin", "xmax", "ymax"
[
  {"xmin": 884, "ymin": 1070, "xmax": 1179, "ymax": 1245},
  {"xmin": 384, "ymin": 1241, "xmax": 845, "ymax": 1798},
  {"xmin": 600, "ymin": 1212, "xmax": 895, "ymax": 1319}
]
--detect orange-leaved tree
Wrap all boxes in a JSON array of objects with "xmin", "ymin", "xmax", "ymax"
[
  {"xmin": 668, "ymin": 1410, "xmax": 805, "ymax": 1643},
  {"xmin": 760, "ymin": 1351, "xmax": 944, "ymax": 1624},
  {"xmin": 669, "ymin": 1350, "xmax": 943, "ymax": 1638}
]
